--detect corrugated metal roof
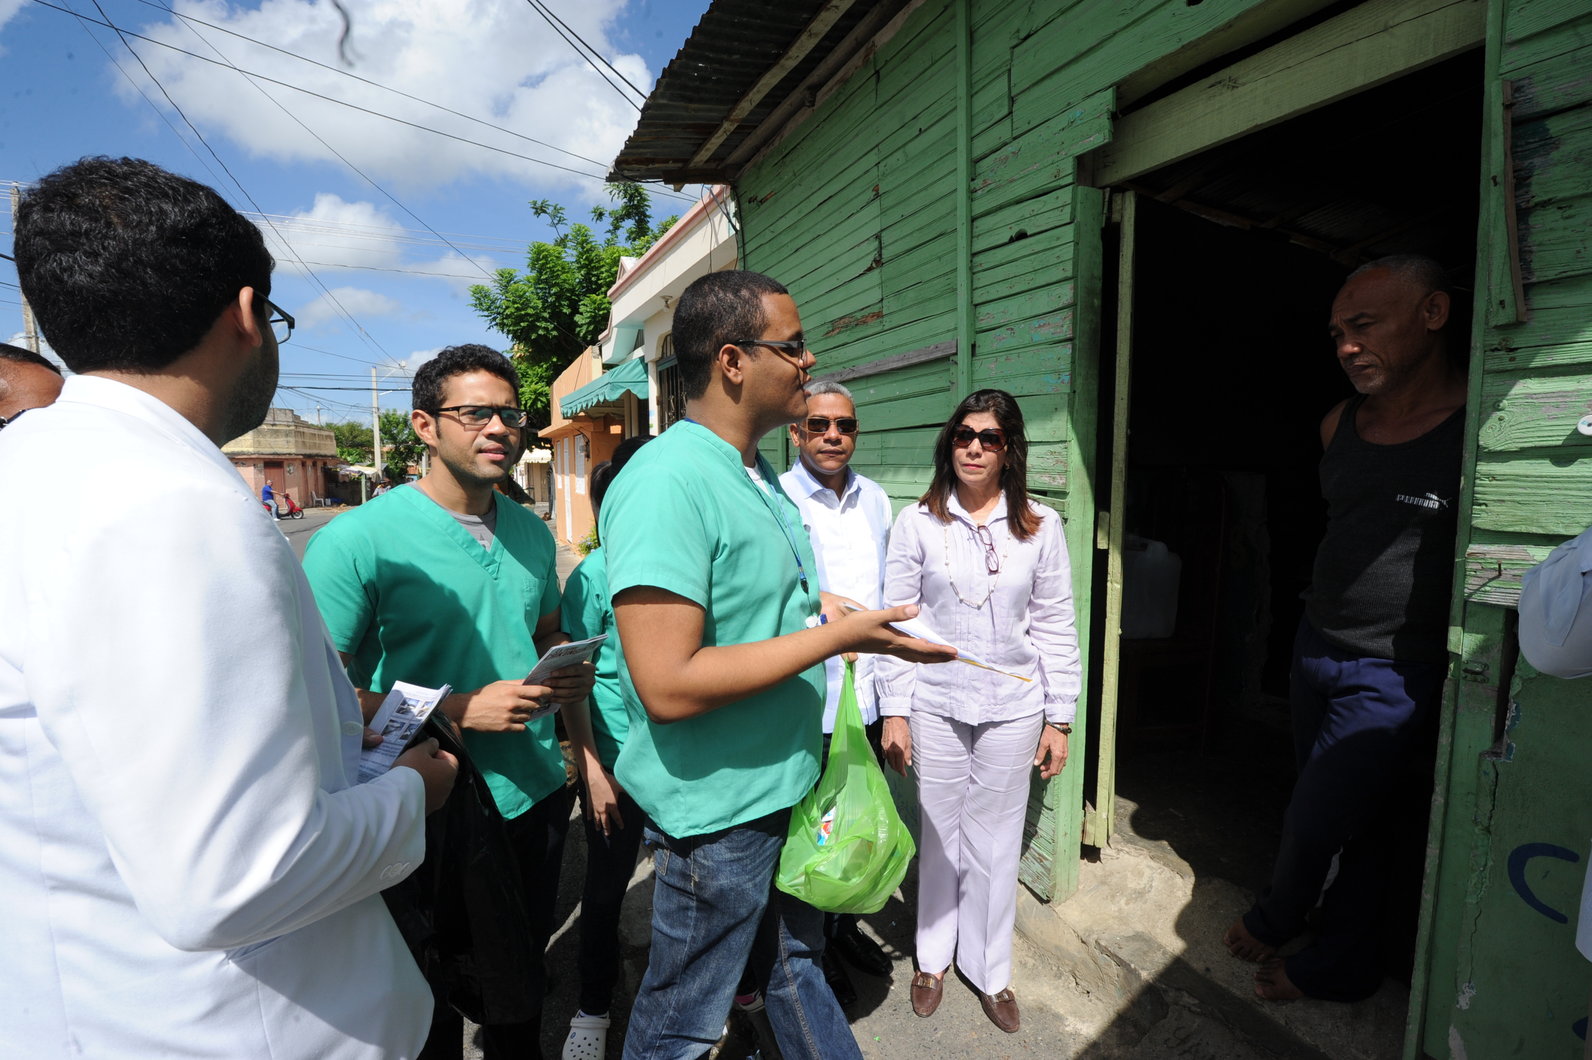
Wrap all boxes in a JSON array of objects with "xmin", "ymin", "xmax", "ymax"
[{"xmin": 610, "ymin": 0, "xmax": 909, "ymax": 185}]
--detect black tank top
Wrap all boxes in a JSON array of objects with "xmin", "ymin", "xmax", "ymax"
[{"xmin": 1303, "ymin": 394, "xmax": 1464, "ymax": 662}]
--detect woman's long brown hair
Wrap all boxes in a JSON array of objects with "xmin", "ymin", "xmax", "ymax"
[{"xmin": 918, "ymin": 388, "xmax": 1040, "ymax": 541}]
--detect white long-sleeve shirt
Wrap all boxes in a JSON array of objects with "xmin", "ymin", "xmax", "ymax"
[
  {"xmin": 876, "ymin": 492, "xmax": 1080, "ymax": 725},
  {"xmin": 780, "ymin": 460, "xmax": 893, "ymax": 729},
  {"xmin": 0, "ymin": 376, "xmax": 431, "ymax": 1058},
  {"xmin": 1518, "ymin": 525, "xmax": 1592, "ymax": 961}
]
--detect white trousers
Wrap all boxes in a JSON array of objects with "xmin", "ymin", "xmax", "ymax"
[{"xmin": 910, "ymin": 710, "xmax": 1044, "ymax": 994}]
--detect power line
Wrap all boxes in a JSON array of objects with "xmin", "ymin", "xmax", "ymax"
[
  {"xmin": 166, "ymin": 11, "xmax": 499, "ymax": 286},
  {"xmin": 78, "ymin": 0, "xmax": 398, "ymax": 367},
  {"xmin": 526, "ymin": 0, "xmax": 646, "ymax": 105},
  {"xmin": 27, "ymin": 0, "xmax": 696, "ymax": 198}
]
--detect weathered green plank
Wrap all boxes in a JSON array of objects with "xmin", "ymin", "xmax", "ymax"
[
  {"xmin": 1477, "ymin": 369, "xmax": 1592, "ymax": 450},
  {"xmin": 1519, "ymin": 191, "xmax": 1592, "ymax": 284},
  {"xmin": 1472, "ymin": 451, "xmax": 1592, "ymax": 534},
  {"xmin": 1513, "ymin": 104, "xmax": 1592, "ymax": 209},
  {"xmin": 1503, "ymin": 0, "xmax": 1592, "ymax": 47},
  {"xmin": 1461, "ymin": 538, "xmax": 1558, "ymax": 606},
  {"xmin": 972, "ymin": 252, "xmax": 1076, "ymax": 309},
  {"xmin": 1506, "ymin": 32, "xmax": 1592, "ymax": 117},
  {"xmin": 1482, "ymin": 302, "xmax": 1592, "ymax": 372},
  {"xmin": 971, "ymin": 186, "xmax": 1074, "ymax": 253},
  {"xmin": 975, "ymin": 284, "xmax": 1073, "ymax": 332},
  {"xmin": 971, "ymin": 99, "xmax": 1101, "ymax": 214},
  {"xmin": 973, "ymin": 220, "xmax": 1074, "ymax": 274}
]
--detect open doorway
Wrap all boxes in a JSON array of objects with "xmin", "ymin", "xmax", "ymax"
[{"xmin": 1091, "ymin": 49, "xmax": 1482, "ymax": 917}]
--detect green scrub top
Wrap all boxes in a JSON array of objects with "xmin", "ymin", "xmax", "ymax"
[
  {"xmin": 562, "ymin": 546, "xmax": 627, "ymax": 770},
  {"xmin": 600, "ymin": 420, "xmax": 825, "ymax": 838},
  {"xmin": 304, "ymin": 485, "xmax": 566, "ymax": 817}
]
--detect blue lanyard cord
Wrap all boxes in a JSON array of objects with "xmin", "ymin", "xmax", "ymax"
[{"xmin": 747, "ymin": 458, "xmax": 819, "ymax": 613}]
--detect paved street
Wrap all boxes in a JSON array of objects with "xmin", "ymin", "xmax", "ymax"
[{"xmin": 275, "ymin": 503, "xmax": 342, "ymax": 560}]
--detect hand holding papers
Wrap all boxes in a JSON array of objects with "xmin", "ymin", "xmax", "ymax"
[
  {"xmin": 883, "ymin": 614, "xmax": 1034, "ymax": 682},
  {"xmin": 359, "ymin": 680, "xmax": 451, "ymax": 783},
  {"xmin": 521, "ymin": 634, "xmax": 607, "ymax": 721}
]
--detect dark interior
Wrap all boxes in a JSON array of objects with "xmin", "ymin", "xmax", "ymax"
[{"xmin": 1089, "ymin": 49, "xmax": 1483, "ymax": 894}]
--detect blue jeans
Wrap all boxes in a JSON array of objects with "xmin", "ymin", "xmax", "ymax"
[
  {"xmin": 622, "ymin": 809, "xmax": 861, "ymax": 1060},
  {"xmin": 1243, "ymin": 618, "xmax": 1444, "ymax": 1001}
]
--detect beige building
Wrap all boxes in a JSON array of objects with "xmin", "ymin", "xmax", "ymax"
[{"xmin": 223, "ymin": 408, "xmax": 339, "ymax": 507}]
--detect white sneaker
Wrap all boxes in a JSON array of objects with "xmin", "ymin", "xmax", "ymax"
[{"xmin": 562, "ymin": 1010, "xmax": 610, "ymax": 1060}]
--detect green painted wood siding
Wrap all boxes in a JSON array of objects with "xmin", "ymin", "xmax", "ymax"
[{"xmin": 1423, "ymin": 3, "xmax": 1592, "ymax": 1057}]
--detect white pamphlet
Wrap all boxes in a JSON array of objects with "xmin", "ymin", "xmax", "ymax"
[
  {"xmin": 886, "ymin": 614, "xmax": 1033, "ymax": 682},
  {"xmin": 358, "ymin": 679, "xmax": 451, "ymax": 783},
  {"xmin": 521, "ymin": 634, "xmax": 607, "ymax": 721}
]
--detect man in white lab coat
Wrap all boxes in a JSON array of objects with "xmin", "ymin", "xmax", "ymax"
[{"xmin": 0, "ymin": 156, "xmax": 457, "ymax": 1058}]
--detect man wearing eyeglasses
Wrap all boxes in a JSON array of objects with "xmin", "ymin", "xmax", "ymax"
[
  {"xmin": 304, "ymin": 344, "xmax": 594, "ymax": 1058},
  {"xmin": 599, "ymin": 270, "xmax": 954, "ymax": 1060},
  {"xmin": 0, "ymin": 157, "xmax": 456, "ymax": 1058},
  {"xmin": 778, "ymin": 380, "xmax": 896, "ymax": 1005},
  {"xmin": 0, "ymin": 342, "xmax": 64, "ymax": 429}
]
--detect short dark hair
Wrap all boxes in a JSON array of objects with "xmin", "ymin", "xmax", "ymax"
[
  {"xmin": 672, "ymin": 270, "xmax": 789, "ymax": 398},
  {"xmin": 920, "ymin": 389, "xmax": 1041, "ymax": 541},
  {"xmin": 14, "ymin": 157, "xmax": 273, "ymax": 374},
  {"xmin": 411, "ymin": 344, "xmax": 520, "ymax": 412},
  {"xmin": 590, "ymin": 434, "xmax": 655, "ymax": 522},
  {"xmin": 0, "ymin": 344, "xmax": 62, "ymax": 374}
]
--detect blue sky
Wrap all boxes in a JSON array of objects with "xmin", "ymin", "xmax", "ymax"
[{"xmin": 0, "ymin": 0, "xmax": 711, "ymax": 424}]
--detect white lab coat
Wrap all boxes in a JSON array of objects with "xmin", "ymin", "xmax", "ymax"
[{"xmin": 0, "ymin": 377, "xmax": 432, "ymax": 1057}]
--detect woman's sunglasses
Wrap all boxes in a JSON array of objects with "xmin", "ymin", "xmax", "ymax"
[{"xmin": 950, "ymin": 425, "xmax": 1007, "ymax": 452}]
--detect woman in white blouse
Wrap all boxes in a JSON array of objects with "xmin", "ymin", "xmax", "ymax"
[{"xmin": 878, "ymin": 388, "xmax": 1081, "ymax": 1033}]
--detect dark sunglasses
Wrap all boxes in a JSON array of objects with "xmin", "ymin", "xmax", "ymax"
[
  {"xmin": 950, "ymin": 425, "xmax": 1007, "ymax": 452},
  {"xmin": 433, "ymin": 404, "xmax": 529, "ymax": 429},
  {"xmin": 801, "ymin": 416, "xmax": 858, "ymax": 435}
]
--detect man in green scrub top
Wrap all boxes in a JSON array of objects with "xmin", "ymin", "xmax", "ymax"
[
  {"xmin": 304, "ymin": 344, "xmax": 593, "ymax": 1059},
  {"xmin": 601, "ymin": 271, "xmax": 955, "ymax": 1060}
]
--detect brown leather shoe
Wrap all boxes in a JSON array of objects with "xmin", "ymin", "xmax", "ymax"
[
  {"xmin": 909, "ymin": 972, "xmax": 943, "ymax": 1017},
  {"xmin": 979, "ymin": 988, "xmax": 1020, "ymax": 1033}
]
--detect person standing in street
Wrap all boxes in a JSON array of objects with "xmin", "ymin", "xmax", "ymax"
[
  {"xmin": 304, "ymin": 344, "xmax": 594, "ymax": 1059},
  {"xmin": 779, "ymin": 380, "xmax": 897, "ymax": 1006},
  {"xmin": 0, "ymin": 155, "xmax": 456, "ymax": 1058},
  {"xmin": 600, "ymin": 269, "xmax": 955, "ymax": 1060},
  {"xmin": 877, "ymin": 388, "xmax": 1080, "ymax": 1034},
  {"xmin": 1224, "ymin": 254, "xmax": 1466, "ymax": 1002}
]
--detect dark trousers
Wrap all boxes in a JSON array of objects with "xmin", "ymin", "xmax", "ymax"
[
  {"xmin": 422, "ymin": 784, "xmax": 574, "ymax": 1060},
  {"xmin": 1243, "ymin": 618, "xmax": 1445, "ymax": 1001},
  {"xmin": 576, "ymin": 784, "xmax": 647, "ymax": 1016}
]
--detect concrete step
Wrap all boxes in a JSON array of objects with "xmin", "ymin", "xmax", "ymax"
[{"xmin": 1015, "ymin": 820, "xmax": 1408, "ymax": 1060}]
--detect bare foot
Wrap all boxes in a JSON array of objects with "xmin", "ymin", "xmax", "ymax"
[
  {"xmin": 1224, "ymin": 918, "xmax": 1278, "ymax": 963},
  {"xmin": 1255, "ymin": 958, "xmax": 1304, "ymax": 1002}
]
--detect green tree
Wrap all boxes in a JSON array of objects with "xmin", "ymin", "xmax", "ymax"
[
  {"xmin": 329, "ymin": 420, "xmax": 373, "ymax": 465},
  {"xmin": 469, "ymin": 183, "xmax": 676, "ymax": 427},
  {"xmin": 378, "ymin": 410, "xmax": 423, "ymax": 483}
]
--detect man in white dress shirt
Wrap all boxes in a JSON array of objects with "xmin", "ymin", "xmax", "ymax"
[
  {"xmin": 780, "ymin": 380, "xmax": 897, "ymax": 1002},
  {"xmin": 0, "ymin": 156, "xmax": 456, "ymax": 1059}
]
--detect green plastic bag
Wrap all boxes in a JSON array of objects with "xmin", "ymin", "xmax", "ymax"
[{"xmin": 775, "ymin": 660, "xmax": 915, "ymax": 914}]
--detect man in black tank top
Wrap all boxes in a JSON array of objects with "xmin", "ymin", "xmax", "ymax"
[{"xmin": 1224, "ymin": 255, "xmax": 1467, "ymax": 1003}]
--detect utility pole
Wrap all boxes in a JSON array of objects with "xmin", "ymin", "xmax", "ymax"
[
  {"xmin": 370, "ymin": 365, "xmax": 383, "ymax": 482},
  {"xmin": 10, "ymin": 185, "xmax": 41, "ymax": 355}
]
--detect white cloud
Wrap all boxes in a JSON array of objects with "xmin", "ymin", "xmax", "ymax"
[
  {"xmin": 0, "ymin": 0, "xmax": 26, "ymax": 40},
  {"xmin": 261, "ymin": 192, "xmax": 408, "ymax": 275},
  {"xmin": 118, "ymin": 0, "xmax": 651, "ymax": 193},
  {"xmin": 296, "ymin": 285, "xmax": 402, "ymax": 329}
]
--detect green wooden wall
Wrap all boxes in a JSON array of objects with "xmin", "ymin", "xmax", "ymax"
[{"xmin": 1418, "ymin": 2, "xmax": 1592, "ymax": 1056}]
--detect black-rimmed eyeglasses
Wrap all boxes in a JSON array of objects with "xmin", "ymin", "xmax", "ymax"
[
  {"xmin": 432, "ymin": 404, "xmax": 529, "ymax": 429},
  {"xmin": 733, "ymin": 338, "xmax": 811, "ymax": 362},
  {"xmin": 974, "ymin": 524, "xmax": 1000, "ymax": 574},
  {"xmin": 262, "ymin": 297, "xmax": 294, "ymax": 344}
]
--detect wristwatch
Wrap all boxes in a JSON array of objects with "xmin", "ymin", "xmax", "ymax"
[{"xmin": 1046, "ymin": 722, "xmax": 1073, "ymax": 735}]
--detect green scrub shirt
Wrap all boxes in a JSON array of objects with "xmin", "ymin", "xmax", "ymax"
[
  {"xmin": 304, "ymin": 486, "xmax": 566, "ymax": 818},
  {"xmin": 600, "ymin": 420, "xmax": 825, "ymax": 838}
]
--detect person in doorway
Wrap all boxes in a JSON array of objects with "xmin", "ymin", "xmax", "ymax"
[
  {"xmin": 779, "ymin": 380, "xmax": 897, "ymax": 1007},
  {"xmin": 559, "ymin": 433, "xmax": 653, "ymax": 1060},
  {"xmin": 600, "ymin": 269, "xmax": 955, "ymax": 1060},
  {"xmin": 876, "ymin": 388, "xmax": 1080, "ymax": 1033},
  {"xmin": 1517, "ymin": 524, "xmax": 1592, "ymax": 1060},
  {"xmin": 304, "ymin": 344, "xmax": 594, "ymax": 1059},
  {"xmin": 1224, "ymin": 254, "xmax": 1467, "ymax": 1002},
  {"xmin": 1, "ymin": 155, "xmax": 455, "ymax": 1058},
  {"xmin": 0, "ymin": 342, "xmax": 63, "ymax": 427}
]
